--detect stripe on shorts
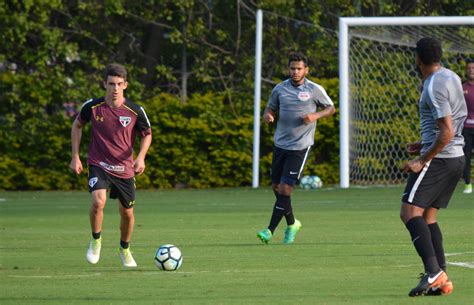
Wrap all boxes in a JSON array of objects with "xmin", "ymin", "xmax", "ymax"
[
  {"xmin": 297, "ymin": 146, "xmax": 311, "ymax": 179},
  {"xmin": 408, "ymin": 160, "xmax": 432, "ymax": 203}
]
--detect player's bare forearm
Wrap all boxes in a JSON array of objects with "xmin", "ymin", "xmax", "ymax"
[
  {"xmin": 419, "ymin": 116, "xmax": 454, "ymax": 163},
  {"xmin": 263, "ymin": 108, "xmax": 275, "ymax": 123},
  {"xmin": 403, "ymin": 117, "xmax": 453, "ymax": 173},
  {"xmin": 134, "ymin": 133, "xmax": 152, "ymax": 175},
  {"xmin": 303, "ymin": 105, "xmax": 336, "ymax": 124},
  {"xmin": 70, "ymin": 118, "xmax": 83, "ymax": 174}
]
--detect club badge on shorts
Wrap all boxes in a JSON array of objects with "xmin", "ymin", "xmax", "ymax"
[
  {"xmin": 119, "ymin": 116, "xmax": 131, "ymax": 127},
  {"xmin": 298, "ymin": 92, "xmax": 311, "ymax": 102},
  {"xmin": 89, "ymin": 177, "xmax": 98, "ymax": 188}
]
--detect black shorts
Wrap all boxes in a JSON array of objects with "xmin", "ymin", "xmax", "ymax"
[
  {"xmin": 88, "ymin": 165, "xmax": 136, "ymax": 209},
  {"xmin": 271, "ymin": 146, "xmax": 311, "ymax": 186},
  {"xmin": 401, "ymin": 157, "xmax": 464, "ymax": 209}
]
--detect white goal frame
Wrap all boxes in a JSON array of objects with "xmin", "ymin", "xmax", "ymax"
[{"xmin": 339, "ymin": 16, "xmax": 474, "ymax": 188}]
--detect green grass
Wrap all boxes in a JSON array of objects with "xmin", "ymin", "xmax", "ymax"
[{"xmin": 0, "ymin": 185, "xmax": 473, "ymax": 305}]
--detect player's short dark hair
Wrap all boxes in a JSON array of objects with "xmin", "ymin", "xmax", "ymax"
[
  {"xmin": 288, "ymin": 52, "xmax": 308, "ymax": 67},
  {"xmin": 104, "ymin": 63, "xmax": 127, "ymax": 81},
  {"xmin": 466, "ymin": 59, "xmax": 474, "ymax": 65},
  {"xmin": 416, "ymin": 38, "xmax": 442, "ymax": 65}
]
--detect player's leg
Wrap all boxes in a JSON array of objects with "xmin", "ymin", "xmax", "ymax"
[
  {"xmin": 401, "ymin": 158, "xmax": 463, "ymax": 296},
  {"xmin": 462, "ymin": 128, "xmax": 473, "ymax": 193},
  {"xmin": 423, "ymin": 207, "xmax": 454, "ymax": 296},
  {"xmin": 86, "ymin": 166, "xmax": 109, "ymax": 264},
  {"xmin": 257, "ymin": 147, "xmax": 284, "ymax": 243},
  {"xmin": 280, "ymin": 147, "xmax": 310, "ymax": 244},
  {"xmin": 110, "ymin": 177, "xmax": 137, "ymax": 267}
]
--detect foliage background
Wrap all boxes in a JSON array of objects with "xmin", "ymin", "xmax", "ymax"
[{"xmin": 0, "ymin": 1, "xmax": 472, "ymax": 190}]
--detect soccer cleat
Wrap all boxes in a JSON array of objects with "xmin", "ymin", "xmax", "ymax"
[
  {"xmin": 86, "ymin": 238, "xmax": 102, "ymax": 264},
  {"xmin": 463, "ymin": 184, "xmax": 472, "ymax": 194},
  {"xmin": 119, "ymin": 247, "xmax": 137, "ymax": 268},
  {"xmin": 426, "ymin": 280, "xmax": 453, "ymax": 296},
  {"xmin": 257, "ymin": 228, "xmax": 272, "ymax": 244},
  {"xmin": 283, "ymin": 219, "xmax": 302, "ymax": 244},
  {"xmin": 408, "ymin": 271, "xmax": 449, "ymax": 297}
]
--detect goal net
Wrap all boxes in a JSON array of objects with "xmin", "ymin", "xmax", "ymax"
[{"xmin": 341, "ymin": 18, "xmax": 474, "ymax": 186}]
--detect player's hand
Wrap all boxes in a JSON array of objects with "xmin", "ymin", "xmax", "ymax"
[
  {"xmin": 263, "ymin": 112, "xmax": 274, "ymax": 123},
  {"xmin": 302, "ymin": 113, "xmax": 319, "ymax": 124},
  {"xmin": 402, "ymin": 159, "xmax": 425, "ymax": 174},
  {"xmin": 134, "ymin": 158, "xmax": 146, "ymax": 175},
  {"xmin": 406, "ymin": 142, "xmax": 422, "ymax": 155},
  {"xmin": 69, "ymin": 157, "xmax": 83, "ymax": 175}
]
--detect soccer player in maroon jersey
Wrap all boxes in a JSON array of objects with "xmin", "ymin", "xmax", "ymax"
[{"xmin": 69, "ymin": 63, "xmax": 152, "ymax": 267}]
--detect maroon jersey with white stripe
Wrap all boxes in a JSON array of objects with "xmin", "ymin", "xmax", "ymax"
[{"xmin": 78, "ymin": 97, "xmax": 152, "ymax": 178}]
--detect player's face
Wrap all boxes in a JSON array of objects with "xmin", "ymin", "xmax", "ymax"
[
  {"xmin": 104, "ymin": 76, "xmax": 128, "ymax": 102},
  {"xmin": 466, "ymin": 63, "xmax": 474, "ymax": 81},
  {"xmin": 289, "ymin": 61, "xmax": 308, "ymax": 85}
]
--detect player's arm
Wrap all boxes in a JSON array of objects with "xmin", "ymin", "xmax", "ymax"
[
  {"xmin": 406, "ymin": 141, "xmax": 422, "ymax": 155},
  {"xmin": 134, "ymin": 133, "xmax": 152, "ymax": 175},
  {"xmin": 403, "ymin": 116, "xmax": 454, "ymax": 173},
  {"xmin": 69, "ymin": 118, "xmax": 84, "ymax": 174},
  {"xmin": 302, "ymin": 105, "xmax": 336, "ymax": 124},
  {"xmin": 263, "ymin": 107, "xmax": 276, "ymax": 123}
]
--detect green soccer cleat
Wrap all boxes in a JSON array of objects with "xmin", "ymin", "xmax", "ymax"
[
  {"xmin": 283, "ymin": 219, "xmax": 302, "ymax": 244},
  {"xmin": 463, "ymin": 184, "xmax": 472, "ymax": 194},
  {"xmin": 86, "ymin": 237, "xmax": 102, "ymax": 264},
  {"xmin": 257, "ymin": 228, "xmax": 272, "ymax": 244},
  {"xmin": 119, "ymin": 247, "xmax": 137, "ymax": 268}
]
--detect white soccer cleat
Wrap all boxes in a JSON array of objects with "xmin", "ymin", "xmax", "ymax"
[
  {"xmin": 86, "ymin": 238, "xmax": 102, "ymax": 264},
  {"xmin": 119, "ymin": 247, "xmax": 137, "ymax": 268}
]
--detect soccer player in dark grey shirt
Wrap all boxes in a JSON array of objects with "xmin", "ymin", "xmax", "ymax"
[
  {"xmin": 70, "ymin": 64, "xmax": 152, "ymax": 268},
  {"xmin": 257, "ymin": 52, "xmax": 335, "ymax": 244},
  {"xmin": 400, "ymin": 38, "xmax": 467, "ymax": 297}
]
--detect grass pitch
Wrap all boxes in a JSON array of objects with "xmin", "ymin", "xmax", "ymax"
[{"xmin": 0, "ymin": 185, "xmax": 473, "ymax": 304}]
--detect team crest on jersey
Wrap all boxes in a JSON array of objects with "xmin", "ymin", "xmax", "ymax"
[
  {"xmin": 89, "ymin": 177, "xmax": 98, "ymax": 188},
  {"xmin": 298, "ymin": 92, "xmax": 311, "ymax": 102},
  {"xmin": 119, "ymin": 116, "xmax": 131, "ymax": 127}
]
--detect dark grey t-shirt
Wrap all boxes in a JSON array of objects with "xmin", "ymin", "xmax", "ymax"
[
  {"xmin": 419, "ymin": 67, "xmax": 467, "ymax": 158},
  {"xmin": 267, "ymin": 78, "xmax": 334, "ymax": 150}
]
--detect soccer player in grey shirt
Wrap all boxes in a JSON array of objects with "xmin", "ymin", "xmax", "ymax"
[
  {"xmin": 257, "ymin": 52, "xmax": 335, "ymax": 244},
  {"xmin": 400, "ymin": 38, "xmax": 467, "ymax": 297}
]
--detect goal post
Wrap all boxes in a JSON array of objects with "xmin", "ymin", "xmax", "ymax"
[{"xmin": 339, "ymin": 16, "xmax": 474, "ymax": 188}]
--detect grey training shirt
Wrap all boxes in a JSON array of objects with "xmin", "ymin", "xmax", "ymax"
[
  {"xmin": 419, "ymin": 67, "xmax": 467, "ymax": 158},
  {"xmin": 267, "ymin": 78, "xmax": 334, "ymax": 150}
]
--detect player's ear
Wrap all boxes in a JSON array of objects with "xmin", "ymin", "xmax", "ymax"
[
  {"xmin": 123, "ymin": 81, "xmax": 128, "ymax": 90},
  {"xmin": 103, "ymin": 81, "xmax": 107, "ymax": 89}
]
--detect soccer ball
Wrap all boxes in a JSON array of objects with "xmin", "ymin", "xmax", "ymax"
[
  {"xmin": 300, "ymin": 175, "xmax": 323, "ymax": 189},
  {"xmin": 154, "ymin": 244, "xmax": 183, "ymax": 271}
]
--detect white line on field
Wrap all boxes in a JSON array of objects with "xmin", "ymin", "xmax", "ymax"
[
  {"xmin": 0, "ymin": 198, "xmax": 6, "ymax": 202},
  {"xmin": 447, "ymin": 262, "xmax": 474, "ymax": 269},
  {"xmin": 8, "ymin": 273, "xmax": 102, "ymax": 279},
  {"xmin": 445, "ymin": 252, "xmax": 474, "ymax": 257}
]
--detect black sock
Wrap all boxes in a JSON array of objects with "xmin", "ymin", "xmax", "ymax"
[
  {"xmin": 405, "ymin": 216, "xmax": 440, "ymax": 275},
  {"xmin": 283, "ymin": 196, "xmax": 295, "ymax": 225},
  {"xmin": 120, "ymin": 240, "xmax": 129, "ymax": 249},
  {"xmin": 428, "ymin": 222, "xmax": 446, "ymax": 272},
  {"xmin": 268, "ymin": 194, "xmax": 291, "ymax": 233},
  {"xmin": 92, "ymin": 231, "xmax": 101, "ymax": 240}
]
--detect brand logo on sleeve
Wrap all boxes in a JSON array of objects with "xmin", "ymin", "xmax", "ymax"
[
  {"xmin": 298, "ymin": 92, "xmax": 311, "ymax": 102},
  {"xmin": 119, "ymin": 116, "xmax": 131, "ymax": 127}
]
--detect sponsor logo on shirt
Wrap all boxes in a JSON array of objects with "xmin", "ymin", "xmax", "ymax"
[
  {"xmin": 119, "ymin": 116, "xmax": 131, "ymax": 127},
  {"xmin": 95, "ymin": 115, "xmax": 104, "ymax": 122},
  {"xmin": 99, "ymin": 161, "xmax": 125, "ymax": 172},
  {"xmin": 298, "ymin": 92, "xmax": 311, "ymax": 102}
]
